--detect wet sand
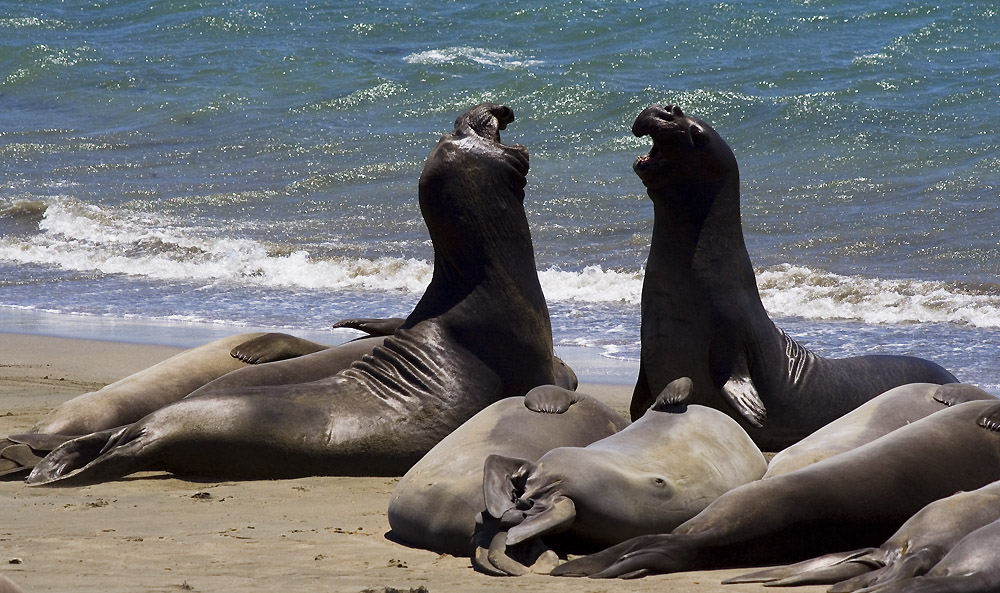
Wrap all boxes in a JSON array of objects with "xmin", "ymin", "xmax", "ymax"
[{"xmin": 0, "ymin": 332, "xmax": 825, "ymax": 593}]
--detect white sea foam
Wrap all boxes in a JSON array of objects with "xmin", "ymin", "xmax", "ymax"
[
  {"xmin": 4, "ymin": 199, "xmax": 999, "ymax": 330},
  {"xmin": 757, "ymin": 264, "xmax": 1000, "ymax": 329},
  {"xmin": 0, "ymin": 197, "xmax": 433, "ymax": 293},
  {"xmin": 403, "ymin": 46, "xmax": 543, "ymax": 69},
  {"xmin": 538, "ymin": 266, "xmax": 643, "ymax": 304}
]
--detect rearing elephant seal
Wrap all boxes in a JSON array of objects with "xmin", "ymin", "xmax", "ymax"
[
  {"xmin": 27, "ymin": 103, "xmax": 562, "ymax": 485},
  {"xmin": 629, "ymin": 104, "xmax": 957, "ymax": 449}
]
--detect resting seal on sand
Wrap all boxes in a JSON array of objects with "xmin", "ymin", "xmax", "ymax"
[
  {"xmin": 868, "ymin": 516, "xmax": 1000, "ymax": 593},
  {"xmin": 387, "ymin": 385, "xmax": 628, "ymax": 557},
  {"xmin": 552, "ymin": 399, "xmax": 1000, "ymax": 579},
  {"xmin": 764, "ymin": 382, "xmax": 996, "ymax": 478},
  {"xmin": 478, "ymin": 378, "xmax": 766, "ymax": 576},
  {"xmin": 0, "ymin": 331, "xmax": 389, "ymax": 477},
  {"xmin": 26, "ymin": 103, "xmax": 563, "ymax": 485},
  {"xmin": 628, "ymin": 104, "xmax": 957, "ymax": 449},
  {"xmin": 727, "ymin": 479, "xmax": 1000, "ymax": 590}
]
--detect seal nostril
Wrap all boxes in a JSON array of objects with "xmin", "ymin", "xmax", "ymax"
[{"xmin": 514, "ymin": 497, "xmax": 534, "ymax": 511}]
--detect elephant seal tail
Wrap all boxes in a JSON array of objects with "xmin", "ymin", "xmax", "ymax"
[
  {"xmin": 25, "ymin": 425, "xmax": 149, "ymax": 486},
  {"xmin": 1, "ymin": 433, "xmax": 75, "ymax": 477}
]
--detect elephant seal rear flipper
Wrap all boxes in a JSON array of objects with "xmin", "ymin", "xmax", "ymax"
[{"xmin": 229, "ymin": 333, "xmax": 330, "ymax": 364}]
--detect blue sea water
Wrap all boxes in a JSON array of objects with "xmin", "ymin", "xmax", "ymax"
[{"xmin": 1, "ymin": 1, "xmax": 998, "ymax": 389}]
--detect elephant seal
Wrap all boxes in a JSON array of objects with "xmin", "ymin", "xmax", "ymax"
[
  {"xmin": 628, "ymin": 104, "xmax": 957, "ymax": 449},
  {"xmin": 552, "ymin": 399, "xmax": 1000, "ymax": 579},
  {"xmin": 726, "ymin": 479, "xmax": 1000, "ymax": 589},
  {"xmin": 865, "ymin": 516, "xmax": 1000, "ymax": 593},
  {"xmin": 0, "ymin": 332, "xmax": 385, "ymax": 477},
  {"xmin": 387, "ymin": 385, "xmax": 628, "ymax": 557},
  {"xmin": 479, "ymin": 378, "xmax": 766, "ymax": 576},
  {"xmin": 764, "ymin": 382, "xmax": 996, "ymax": 478},
  {"xmin": 26, "ymin": 103, "xmax": 563, "ymax": 485}
]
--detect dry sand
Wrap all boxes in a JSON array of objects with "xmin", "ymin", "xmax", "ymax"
[{"xmin": 0, "ymin": 332, "xmax": 827, "ymax": 593}]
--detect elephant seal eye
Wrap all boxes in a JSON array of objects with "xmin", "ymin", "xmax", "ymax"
[{"xmin": 691, "ymin": 125, "xmax": 709, "ymax": 147}]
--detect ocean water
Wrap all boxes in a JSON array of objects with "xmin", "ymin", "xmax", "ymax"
[{"xmin": 1, "ymin": 1, "xmax": 998, "ymax": 389}]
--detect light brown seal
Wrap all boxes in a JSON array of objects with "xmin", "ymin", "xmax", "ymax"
[
  {"xmin": 764, "ymin": 382, "xmax": 996, "ymax": 478},
  {"xmin": 726, "ymin": 478, "xmax": 1000, "ymax": 590},
  {"xmin": 552, "ymin": 399, "xmax": 1000, "ymax": 579},
  {"xmin": 387, "ymin": 385, "xmax": 627, "ymax": 557},
  {"xmin": 478, "ymin": 378, "xmax": 766, "ymax": 576}
]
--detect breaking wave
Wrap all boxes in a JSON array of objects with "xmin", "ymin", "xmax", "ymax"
[{"xmin": 2, "ymin": 197, "xmax": 999, "ymax": 329}]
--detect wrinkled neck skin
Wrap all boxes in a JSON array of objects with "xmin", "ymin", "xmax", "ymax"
[{"xmin": 404, "ymin": 127, "xmax": 556, "ymax": 397}]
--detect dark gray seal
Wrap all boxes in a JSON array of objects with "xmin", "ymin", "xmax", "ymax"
[
  {"xmin": 628, "ymin": 104, "xmax": 957, "ymax": 449},
  {"xmin": 387, "ymin": 385, "xmax": 628, "ymax": 557},
  {"xmin": 333, "ymin": 316, "xmax": 579, "ymax": 391},
  {"xmin": 552, "ymin": 399, "xmax": 1000, "ymax": 579},
  {"xmin": 26, "ymin": 103, "xmax": 564, "ymax": 485},
  {"xmin": 764, "ymin": 382, "xmax": 996, "ymax": 478},
  {"xmin": 726, "ymin": 478, "xmax": 1000, "ymax": 590},
  {"xmin": 478, "ymin": 378, "xmax": 766, "ymax": 576}
]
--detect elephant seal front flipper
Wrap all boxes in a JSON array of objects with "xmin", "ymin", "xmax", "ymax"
[
  {"xmin": 332, "ymin": 317, "xmax": 406, "ymax": 336},
  {"xmin": 229, "ymin": 333, "xmax": 330, "ymax": 364},
  {"xmin": 720, "ymin": 351, "xmax": 766, "ymax": 428}
]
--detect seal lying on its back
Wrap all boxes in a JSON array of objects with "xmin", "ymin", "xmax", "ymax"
[
  {"xmin": 387, "ymin": 385, "xmax": 628, "ymax": 557},
  {"xmin": 628, "ymin": 104, "xmax": 957, "ymax": 449},
  {"xmin": 478, "ymin": 378, "xmax": 766, "ymax": 576},
  {"xmin": 552, "ymin": 399, "xmax": 1000, "ymax": 579},
  {"xmin": 27, "ymin": 103, "xmax": 562, "ymax": 485},
  {"xmin": 727, "ymin": 478, "xmax": 1000, "ymax": 590},
  {"xmin": 764, "ymin": 382, "xmax": 996, "ymax": 478}
]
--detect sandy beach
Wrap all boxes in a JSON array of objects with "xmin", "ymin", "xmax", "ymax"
[{"xmin": 0, "ymin": 332, "xmax": 828, "ymax": 593}]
